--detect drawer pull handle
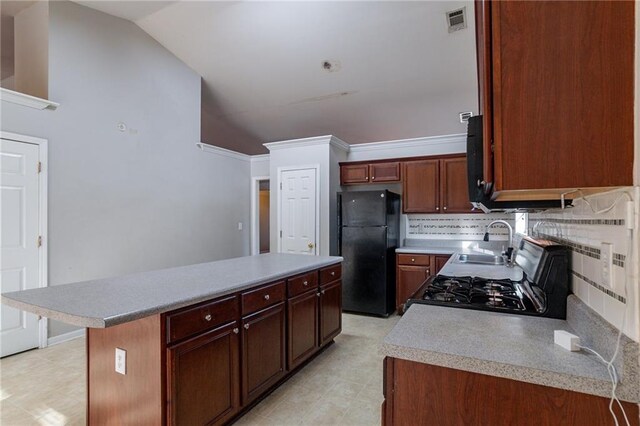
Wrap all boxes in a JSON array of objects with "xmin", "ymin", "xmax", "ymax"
[
  {"xmin": 303, "ymin": 280, "xmax": 309, "ymax": 286},
  {"xmin": 330, "ymin": 271, "xmax": 335, "ymax": 276},
  {"xmin": 204, "ymin": 314, "xmax": 212, "ymax": 322},
  {"xmin": 233, "ymin": 328, "xmax": 239, "ymax": 334},
  {"xmin": 264, "ymin": 294, "xmax": 270, "ymax": 301},
  {"xmin": 244, "ymin": 324, "xmax": 250, "ymax": 330},
  {"xmin": 411, "ymin": 258, "xmax": 415, "ymax": 262}
]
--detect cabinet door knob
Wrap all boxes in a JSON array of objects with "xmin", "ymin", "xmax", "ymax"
[
  {"xmin": 264, "ymin": 294, "xmax": 270, "ymax": 301},
  {"xmin": 321, "ymin": 290, "xmax": 326, "ymax": 295},
  {"xmin": 436, "ymin": 207, "xmax": 440, "ymax": 211},
  {"xmin": 233, "ymin": 328, "xmax": 239, "ymax": 334},
  {"xmin": 411, "ymin": 258, "xmax": 415, "ymax": 262},
  {"xmin": 303, "ymin": 280, "xmax": 308, "ymax": 286},
  {"xmin": 443, "ymin": 206, "xmax": 447, "ymax": 211},
  {"xmin": 244, "ymin": 324, "xmax": 250, "ymax": 330},
  {"xmin": 371, "ymin": 176, "xmax": 375, "ymax": 180},
  {"xmin": 204, "ymin": 314, "xmax": 212, "ymax": 322},
  {"xmin": 330, "ymin": 271, "xmax": 335, "ymax": 276},
  {"xmin": 317, "ymin": 292, "xmax": 321, "ymax": 297}
]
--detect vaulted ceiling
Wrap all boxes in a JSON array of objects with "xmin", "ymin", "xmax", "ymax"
[{"xmin": 75, "ymin": 1, "xmax": 479, "ymax": 154}]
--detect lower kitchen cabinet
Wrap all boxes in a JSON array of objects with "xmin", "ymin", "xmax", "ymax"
[
  {"xmin": 167, "ymin": 321, "xmax": 240, "ymax": 426},
  {"xmin": 433, "ymin": 255, "xmax": 451, "ymax": 275},
  {"xmin": 396, "ymin": 254, "xmax": 452, "ymax": 311},
  {"xmin": 319, "ymin": 280, "xmax": 342, "ymax": 346},
  {"xmin": 241, "ymin": 302, "xmax": 286, "ymax": 405},
  {"xmin": 382, "ymin": 357, "xmax": 639, "ymax": 426},
  {"xmin": 287, "ymin": 289, "xmax": 319, "ymax": 370}
]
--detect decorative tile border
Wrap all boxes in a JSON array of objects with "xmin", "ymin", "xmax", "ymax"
[
  {"xmin": 537, "ymin": 218, "xmax": 625, "ymax": 226},
  {"xmin": 407, "ymin": 216, "xmax": 514, "ymax": 239},
  {"xmin": 530, "ymin": 232, "xmax": 625, "ymax": 268},
  {"xmin": 572, "ymin": 271, "xmax": 626, "ymax": 304}
]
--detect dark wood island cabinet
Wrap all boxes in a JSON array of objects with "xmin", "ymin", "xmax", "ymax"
[{"xmin": 86, "ymin": 262, "xmax": 342, "ymax": 425}]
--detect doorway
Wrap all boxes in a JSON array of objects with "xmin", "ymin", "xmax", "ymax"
[
  {"xmin": 0, "ymin": 132, "xmax": 48, "ymax": 357},
  {"xmin": 277, "ymin": 166, "xmax": 319, "ymax": 255},
  {"xmin": 251, "ymin": 177, "xmax": 270, "ymax": 255}
]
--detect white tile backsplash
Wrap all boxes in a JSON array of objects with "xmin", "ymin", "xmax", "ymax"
[
  {"xmin": 531, "ymin": 187, "xmax": 639, "ymax": 341},
  {"xmin": 407, "ymin": 213, "xmax": 514, "ymax": 240}
]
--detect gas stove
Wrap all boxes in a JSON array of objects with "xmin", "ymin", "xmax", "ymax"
[{"xmin": 405, "ymin": 237, "xmax": 569, "ymax": 319}]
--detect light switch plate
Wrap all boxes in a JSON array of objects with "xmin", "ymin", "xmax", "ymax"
[{"xmin": 115, "ymin": 348, "xmax": 126, "ymax": 375}]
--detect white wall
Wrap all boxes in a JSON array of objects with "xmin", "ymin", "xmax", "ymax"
[
  {"xmin": 1, "ymin": 1, "xmax": 251, "ymax": 338},
  {"xmin": 250, "ymin": 155, "xmax": 270, "ymax": 178},
  {"xmin": 14, "ymin": 0, "xmax": 48, "ymax": 99}
]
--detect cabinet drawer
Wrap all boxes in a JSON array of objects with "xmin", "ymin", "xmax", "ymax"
[
  {"xmin": 397, "ymin": 254, "xmax": 430, "ymax": 266},
  {"xmin": 241, "ymin": 281, "xmax": 286, "ymax": 316},
  {"xmin": 166, "ymin": 295, "xmax": 239, "ymax": 344},
  {"xmin": 287, "ymin": 270, "xmax": 318, "ymax": 297},
  {"xmin": 319, "ymin": 264, "xmax": 341, "ymax": 285}
]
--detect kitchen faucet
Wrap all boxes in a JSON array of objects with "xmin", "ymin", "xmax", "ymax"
[{"xmin": 483, "ymin": 220, "xmax": 514, "ymax": 264}]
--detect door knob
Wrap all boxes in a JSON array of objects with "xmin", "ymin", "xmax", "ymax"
[{"xmin": 308, "ymin": 242, "xmax": 315, "ymax": 249}]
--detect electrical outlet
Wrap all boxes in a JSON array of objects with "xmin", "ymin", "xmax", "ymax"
[
  {"xmin": 601, "ymin": 242, "xmax": 613, "ymax": 289},
  {"xmin": 115, "ymin": 348, "xmax": 126, "ymax": 375},
  {"xmin": 238, "ymin": 222, "xmax": 243, "ymax": 231}
]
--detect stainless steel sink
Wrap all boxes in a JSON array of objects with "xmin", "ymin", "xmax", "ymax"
[{"xmin": 455, "ymin": 253, "xmax": 505, "ymax": 265}]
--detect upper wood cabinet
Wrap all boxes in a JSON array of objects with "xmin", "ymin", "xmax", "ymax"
[
  {"xmin": 341, "ymin": 163, "xmax": 370, "ymax": 185},
  {"xmin": 402, "ymin": 159, "xmax": 440, "ymax": 213},
  {"xmin": 403, "ymin": 156, "xmax": 472, "ymax": 214},
  {"xmin": 440, "ymin": 157, "xmax": 472, "ymax": 213},
  {"xmin": 476, "ymin": 0, "xmax": 635, "ymax": 197},
  {"xmin": 340, "ymin": 161, "xmax": 401, "ymax": 185}
]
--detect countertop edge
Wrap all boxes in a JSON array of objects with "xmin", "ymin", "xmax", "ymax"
[
  {"xmin": 2, "ymin": 257, "xmax": 343, "ymax": 329},
  {"xmin": 379, "ymin": 342, "xmax": 637, "ymax": 402}
]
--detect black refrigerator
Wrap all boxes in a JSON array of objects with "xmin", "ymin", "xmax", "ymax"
[{"xmin": 337, "ymin": 190, "xmax": 400, "ymax": 316}]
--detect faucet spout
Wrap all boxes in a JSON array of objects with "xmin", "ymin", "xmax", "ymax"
[{"xmin": 484, "ymin": 220, "xmax": 514, "ymax": 264}]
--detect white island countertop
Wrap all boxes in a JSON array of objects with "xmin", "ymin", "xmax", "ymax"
[{"xmin": 1, "ymin": 253, "xmax": 342, "ymax": 328}]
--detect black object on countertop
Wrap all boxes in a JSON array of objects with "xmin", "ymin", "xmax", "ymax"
[{"xmin": 338, "ymin": 190, "xmax": 400, "ymax": 317}]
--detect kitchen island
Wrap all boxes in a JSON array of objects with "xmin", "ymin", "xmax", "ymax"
[{"xmin": 1, "ymin": 253, "xmax": 343, "ymax": 425}]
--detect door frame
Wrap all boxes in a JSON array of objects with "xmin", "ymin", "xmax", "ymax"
[
  {"xmin": 250, "ymin": 176, "xmax": 269, "ymax": 255},
  {"xmin": 0, "ymin": 131, "xmax": 49, "ymax": 349},
  {"xmin": 276, "ymin": 164, "xmax": 320, "ymax": 255}
]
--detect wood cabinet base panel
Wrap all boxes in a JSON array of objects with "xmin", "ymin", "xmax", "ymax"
[{"xmin": 384, "ymin": 357, "xmax": 639, "ymax": 426}]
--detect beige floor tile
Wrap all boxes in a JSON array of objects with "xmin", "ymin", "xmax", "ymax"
[
  {"xmin": 0, "ymin": 314, "xmax": 398, "ymax": 425},
  {"xmin": 0, "ymin": 400, "xmax": 40, "ymax": 425}
]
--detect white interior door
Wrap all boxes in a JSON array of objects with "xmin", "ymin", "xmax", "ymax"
[
  {"xmin": 280, "ymin": 168, "xmax": 317, "ymax": 255},
  {"xmin": 0, "ymin": 138, "xmax": 41, "ymax": 357}
]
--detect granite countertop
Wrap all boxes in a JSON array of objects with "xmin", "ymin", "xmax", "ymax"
[
  {"xmin": 1, "ymin": 253, "xmax": 342, "ymax": 328},
  {"xmin": 381, "ymin": 302, "xmax": 638, "ymax": 402}
]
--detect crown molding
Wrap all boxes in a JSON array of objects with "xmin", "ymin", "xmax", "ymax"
[
  {"xmin": 197, "ymin": 143, "xmax": 251, "ymax": 161},
  {"xmin": 196, "ymin": 143, "xmax": 270, "ymax": 163},
  {"xmin": 0, "ymin": 88, "xmax": 59, "ymax": 110},
  {"xmin": 348, "ymin": 133, "xmax": 466, "ymax": 153},
  {"xmin": 263, "ymin": 135, "xmax": 349, "ymax": 152}
]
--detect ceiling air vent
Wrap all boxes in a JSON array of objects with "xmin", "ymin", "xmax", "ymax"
[
  {"xmin": 446, "ymin": 7, "xmax": 467, "ymax": 33},
  {"xmin": 459, "ymin": 111, "xmax": 473, "ymax": 123}
]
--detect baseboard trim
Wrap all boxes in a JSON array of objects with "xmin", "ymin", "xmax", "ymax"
[{"xmin": 47, "ymin": 329, "xmax": 85, "ymax": 346}]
